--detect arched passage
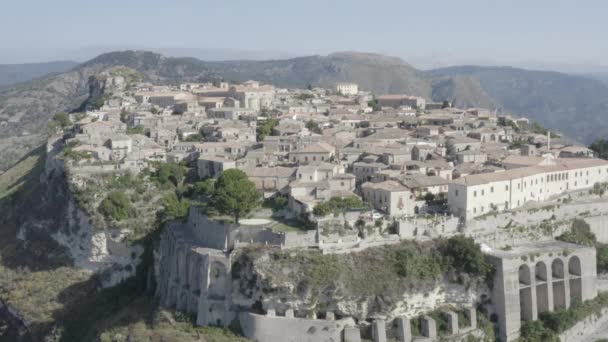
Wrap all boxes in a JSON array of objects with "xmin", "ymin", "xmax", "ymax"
[
  {"xmin": 519, "ymin": 264, "xmax": 534, "ymax": 321},
  {"xmin": 552, "ymin": 259, "xmax": 567, "ymax": 309},
  {"xmin": 569, "ymin": 256, "xmax": 582, "ymax": 304},
  {"xmin": 535, "ymin": 262, "xmax": 550, "ymax": 314}
]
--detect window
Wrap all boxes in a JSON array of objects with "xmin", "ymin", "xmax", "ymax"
[
  {"xmin": 473, "ymin": 190, "xmax": 477, "ymax": 197},
  {"xmin": 473, "ymin": 208, "xmax": 477, "ymax": 214},
  {"xmin": 481, "ymin": 189, "xmax": 485, "ymax": 196},
  {"xmin": 455, "ymin": 190, "xmax": 459, "ymax": 196},
  {"xmin": 491, "ymin": 186, "xmax": 494, "ymax": 193},
  {"xmin": 341, "ymin": 182, "xmax": 344, "ymax": 186},
  {"xmin": 506, "ymin": 185, "xmax": 509, "ymax": 191}
]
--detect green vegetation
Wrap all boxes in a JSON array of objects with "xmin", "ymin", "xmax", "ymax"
[
  {"xmin": 367, "ymin": 99, "xmax": 381, "ymax": 111},
  {"xmin": 590, "ymin": 139, "xmax": 608, "ymax": 160},
  {"xmin": 126, "ymin": 125, "xmax": 145, "ymax": 135},
  {"xmin": 508, "ymin": 140, "xmax": 526, "ymax": 150},
  {"xmin": 212, "ymin": 169, "xmax": 261, "ymax": 223},
  {"xmin": 159, "ymin": 192, "xmax": 191, "ymax": 223},
  {"xmin": 593, "ymin": 182, "xmax": 608, "ymax": 197},
  {"xmin": 184, "ymin": 133, "xmax": 203, "ymax": 142},
  {"xmin": 557, "ymin": 218, "xmax": 596, "ymax": 246},
  {"xmin": 0, "ymin": 146, "xmax": 45, "ymax": 200},
  {"xmin": 256, "ymin": 117, "xmax": 278, "ymax": 141},
  {"xmin": 557, "ymin": 218, "xmax": 608, "ymax": 273},
  {"xmin": 443, "ymin": 236, "xmax": 494, "ymax": 280},
  {"xmin": 296, "ymin": 93, "xmax": 314, "ymax": 101},
  {"xmin": 98, "ymin": 298, "xmax": 248, "ymax": 342},
  {"xmin": 392, "ymin": 245, "xmax": 443, "ymax": 280},
  {"xmin": 153, "ymin": 162, "xmax": 187, "ymax": 187},
  {"xmin": 519, "ymin": 320, "xmax": 559, "ymax": 342},
  {"xmin": 99, "ymin": 191, "xmax": 136, "ymax": 221},
  {"xmin": 243, "ymin": 236, "xmax": 492, "ymax": 304},
  {"xmin": 52, "ymin": 111, "xmax": 71, "ymax": 127},
  {"xmin": 312, "ymin": 196, "xmax": 365, "ymax": 217},
  {"xmin": 519, "ymin": 292, "xmax": 608, "ymax": 341},
  {"xmin": 305, "ymin": 119, "xmax": 322, "ymax": 134}
]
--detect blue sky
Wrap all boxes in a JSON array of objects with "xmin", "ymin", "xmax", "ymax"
[{"xmin": 2, "ymin": 0, "xmax": 607, "ymax": 70}]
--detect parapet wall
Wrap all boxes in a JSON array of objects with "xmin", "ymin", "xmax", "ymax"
[
  {"xmin": 398, "ymin": 215, "xmax": 460, "ymax": 240},
  {"xmin": 239, "ymin": 311, "xmax": 355, "ymax": 342}
]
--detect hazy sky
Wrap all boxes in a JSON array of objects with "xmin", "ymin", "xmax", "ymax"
[{"xmin": 2, "ymin": 0, "xmax": 608, "ymax": 70}]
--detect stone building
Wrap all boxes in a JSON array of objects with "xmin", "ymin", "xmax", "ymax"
[
  {"xmin": 486, "ymin": 241, "xmax": 597, "ymax": 341},
  {"xmin": 376, "ymin": 94, "xmax": 426, "ymax": 110},
  {"xmin": 361, "ymin": 180, "xmax": 416, "ymax": 216}
]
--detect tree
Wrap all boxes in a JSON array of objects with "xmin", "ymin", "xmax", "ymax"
[
  {"xmin": 444, "ymin": 236, "xmax": 493, "ymax": 278},
  {"xmin": 99, "ymin": 191, "xmax": 135, "ymax": 221},
  {"xmin": 192, "ymin": 179, "xmax": 215, "ymax": 198},
  {"xmin": 313, "ymin": 202, "xmax": 332, "ymax": 217},
  {"xmin": 557, "ymin": 219, "xmax": 596, "ymax": 246},
  {"xmin": 367, "ymin": 99, "xmax": 381, "ymax": 112},
  {"xmin": 160, "ymin": 192, "xmax": 191, "ymax": 222},
  {"xmin": 305, "ymin": 120, "xmax": 322, "ymax": 134},
  {"xmin": 445, "ymin": 139, "xmax": 456, "ymax": 160},
  {"xmin": 256, "ymin": 117, "xmax": 278, "ymax": 141},
  {"xmin": 154, "ymin": 162, "xmax": 187, "ymax": 187},
  {"xmin": 212, "ymin": 169, "xmax": 261, "ymax": 223},
  {"xmin": 590, "ymin": 139, "xmax": 608, "ymax": 160},
  {"xmin": 184, "ymin": 133, "xmax": 203, "ymax": 142}
]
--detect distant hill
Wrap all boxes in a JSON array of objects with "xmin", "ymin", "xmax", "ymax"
[
  {"xmin": 1, "ymin": 50, "xmax": 608, "ymax": 170},
  {"xmin": 0, "ymin": 61, "xmax": 78, "ymax": 88},
  {"xmin": 427, "ymin": 66, "xmax": 608, "ymax": 142}
]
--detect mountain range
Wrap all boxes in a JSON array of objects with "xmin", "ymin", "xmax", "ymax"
[
  {"xmin": 0, "ymin": 61, "xmax": 78, "ymax": 88},
  {"xmin": 1, "ymin": 50, "xmax": 608, "ymax": 171}
]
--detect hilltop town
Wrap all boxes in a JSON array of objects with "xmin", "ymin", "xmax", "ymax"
[{"xmin": 39, "ymin": 67, "xmax": 608, "ymax": 342}]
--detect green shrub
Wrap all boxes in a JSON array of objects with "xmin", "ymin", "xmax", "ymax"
[
  {"xmin": 557, "ymin": 218, "xmax": 596, "ymax": 246},
  {"xmin": 99, "ymin": 191, "xmax": 135, "ymax": 221},
  {"xmin": 443, "ymin": 236, "xmax": 493, "ymax": 279}
]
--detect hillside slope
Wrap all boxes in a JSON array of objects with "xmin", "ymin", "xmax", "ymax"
[
  {"xmin": 428, "ymin": 66, "xmax": 608, "ymax": 142},
  {"xmin": 0, "ymin": 61, "xmax": 78, "ymax": 88}
]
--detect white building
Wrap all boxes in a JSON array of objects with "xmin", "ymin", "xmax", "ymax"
[
  {"xmin": 448, "ymin": 157, "xmax": 608, "ymax": 220},
  {"xmin": 335, "ymin": 83, "xmax": 359, "ymax": 96}
]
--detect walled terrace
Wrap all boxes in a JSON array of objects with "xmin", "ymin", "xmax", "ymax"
[{"xmin": 239, "ymin": 306, "xmax": 482, "ymax": 342}]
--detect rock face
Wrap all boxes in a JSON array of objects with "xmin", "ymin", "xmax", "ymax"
[{"xmin": 52, "ymin": 195, "xmax": 143, "ymax": 287}]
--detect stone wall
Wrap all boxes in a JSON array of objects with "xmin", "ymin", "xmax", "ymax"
[
  {"xmin": 465, "ymin": 197, "xmax": 608, "ymax": 249},
  {"xmin": 398, "ymin": 215, "xmax": 460, "ymax": 240},
  {"xmin": 559, "ymin": 307, "xmax": 608, "ymax": 342},
  {"xmin": 239, "ymin": 311, "xmax": 355, "ymax": 342}
]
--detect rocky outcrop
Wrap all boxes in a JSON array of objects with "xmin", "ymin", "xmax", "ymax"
[{"xmin": 51, "ymin": 191, "xmax": 143, "ymax": 287}]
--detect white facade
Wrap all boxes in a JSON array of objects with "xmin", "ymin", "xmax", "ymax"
[
  {"xmin": 448, "ymin": 158, "xmax": 608, "ymax": 220},
  {"xmin": 336, "ymin": 83, "xmax": 359, "ymax": 96}
]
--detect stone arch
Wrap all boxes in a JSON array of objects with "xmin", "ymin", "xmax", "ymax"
[
  {"xmin": 535, "ymin": 262, "xmax": 550, "ymax": 314},
  {"xmin": 569, "ymin": 256, "xmax": 582, "ymax": 304},
  {"xmin": 552, "ymin": 259, "xmax": 567, "ymax": 309},
  {"xmin": 208, "ymin": 261, "xmax": 229, "ymax": 298},
  {"xmin": 519, "ymin": 264, "xmax": 533, "ymax": 321}
]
